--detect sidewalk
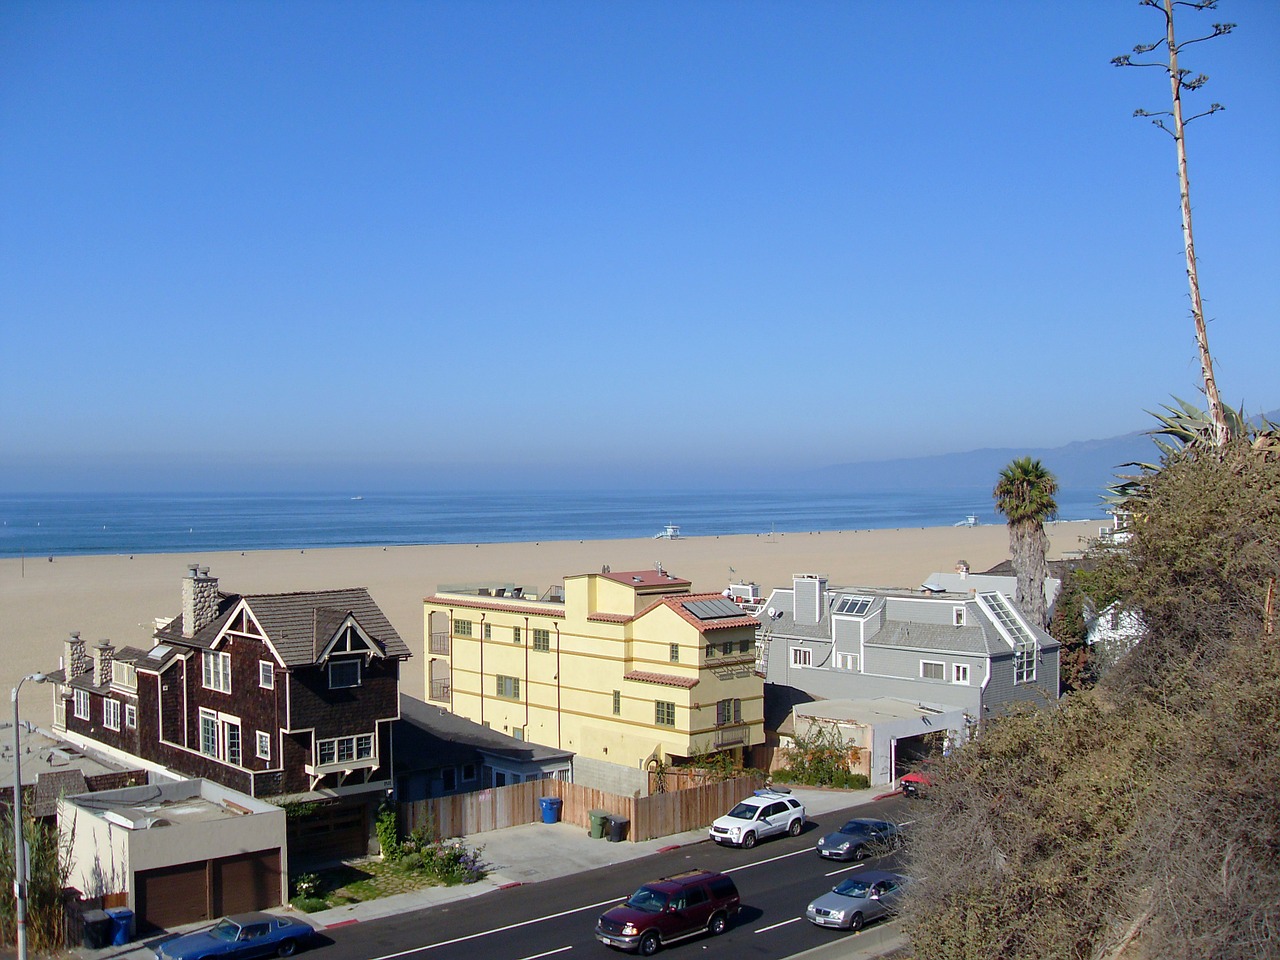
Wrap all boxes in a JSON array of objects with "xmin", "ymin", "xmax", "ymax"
[{"xmin": 69, "ymin": 785, "xmax": 899, "ymax": 960}]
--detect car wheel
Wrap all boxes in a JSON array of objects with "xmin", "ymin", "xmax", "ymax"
[
  {"xmin": 741, "ymin": 831, "xmax": 756, "ymax": 849},
  {"xmin": 788, "ymin": 819, "xmax": 802, "ymax": 837},
  {"xmin": 639, "ymin": 932, "xmax": 661, "ymax": 956},
  {"xmin": 854, "ymin": 844, "xmax": 871, "ymax": 861},
  {"xmin": 276, "ymin": 940, "xmax": 298, "ymax": 958},
  {"xmin": 849, "ymin": 913, "xmax": 864, "ymax": 932},
  {"xmin": 708, "ymin": 912, "xmax": 728, "ymax": 936}
]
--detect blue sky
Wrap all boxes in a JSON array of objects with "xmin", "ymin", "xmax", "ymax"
[{"xmin": 2, "ymin": 1, "xmax": 1277, "ymax": 492}]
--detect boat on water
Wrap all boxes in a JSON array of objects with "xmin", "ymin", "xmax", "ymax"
[
  {"xmin": 654, "ymin": 523, "xmax": 682, "ymax": 540},
  {"xmin": 954, "ymin": 514, "xmax": 978, "ymax": 527},
  {"xmin": 351, "ymin": 496, "xmax": 364, "ymax": 501}
]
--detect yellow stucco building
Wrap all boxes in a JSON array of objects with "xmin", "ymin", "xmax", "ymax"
[{"xmin": 423, "ymin": 569, "xmax": 765, "ymax": 774}]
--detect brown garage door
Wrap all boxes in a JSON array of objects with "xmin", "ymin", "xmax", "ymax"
[
  {"xmin": 214, "ymin": 850, "xmax": 283, "ymax": 916},
  {"xmin": 136, "ymin": 860, "xmax": 210, "ymax": 931},
  {"xmin": 288, "ymin": 800, "xmax": 369, "ymax": 863}
]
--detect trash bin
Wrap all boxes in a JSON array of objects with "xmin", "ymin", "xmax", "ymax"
[
  {"xmin": 607, "ymin": 815, "xmax": 630, "ymax": 842},
  {"xmin": 81, "ymin": 909, "xmax": 111, "ymax": 950},
  {"xmin": 539, "ymin": 796, "xmax": 563, "ymax": 824},
  {"xmin": 589, "ymin": 808, "xmax": 611, "ymax": 839},
  {"xmin": 106, "ymin": 907, "xmax": 135, "ymax": 945}
]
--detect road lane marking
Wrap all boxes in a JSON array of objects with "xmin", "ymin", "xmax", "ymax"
[
  {"xmin": 518, "ymin": 948, "xmax": 572, "ymax": 960},
  {"xmin": 755, "ymin": 917, "xmax": 803, "ymax": 934},
  {"xmin": 722, "ymin": 846, "xmax": 815, "ymax": 873},
  {"xmin": 824, "ymin": 863, "xmax": 867, "ymax": 877}
]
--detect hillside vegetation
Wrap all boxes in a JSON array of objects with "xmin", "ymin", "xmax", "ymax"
[{"xmin": 899, "ymin": 442, "xmax": 1280, "ymax": 960}]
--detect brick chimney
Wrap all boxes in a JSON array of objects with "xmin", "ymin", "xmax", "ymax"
[
  {"xmin": 95, "ymin": 640, "xmax": 115, "ymax": 687},
  {"xmin": 182, "ymin": 565, "xmax": 220, "ymax": 638},
  {"xmin": 955, "ymin": 560, "xmax": 970, "ymax": 579},
  {"xmin": 63, "ymin": 631, "xmax": 90, "ymax": 678}
]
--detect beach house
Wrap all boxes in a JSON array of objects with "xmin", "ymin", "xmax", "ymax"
[
  {"xmin": 755, "ymin": 573, "xmax": 1060, "ymax": 780},
  {"xmin": 47, "ymin": 565, "xmax": 411, "ymax": 860},
  {"xmin": 423, "ymin": 568, "xmax": 765, "ymax": 794}
]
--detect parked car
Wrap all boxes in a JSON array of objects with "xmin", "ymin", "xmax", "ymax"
[
  {"xmin": 900, "ymin": 770, "xmax": 932, "ymax": 798},
  {"xmin": 154, "ymin": 913, "xmax": 316, "ymax": 960},
  {"xmin": 805, "ymin": 870, "xmax": 909, "ymax": 932},
  {"xmin": 595, "ymin": 869, "xmax": 740, "ymax": 955},
  {"xmin": 708, "ymin": 789, "xmax": 805, "ymax": 848},
  {"xmin": 814, "ymin": 817, "xmax": 903, "ymax": 861}
]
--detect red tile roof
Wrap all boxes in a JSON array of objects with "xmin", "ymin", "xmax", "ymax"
[{"xmin": 624, "ymin": 670, "xmax": 700, "ymax": 689}]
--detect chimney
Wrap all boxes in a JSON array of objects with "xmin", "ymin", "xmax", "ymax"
[
  {"xmin": 182, "ymin": 565, "xmax": 220, "ymax": 638},
  {"xmin": 64, "ymin": 631, "xmax": 90, "ymax": 678},
  {"xmin": 956, "ymin": 560, "xmax": 970, "ymax": 579},
  {"xmin": 95, "ymin": 640, "xmax": 115, "ymax": 687},
  {"xmin": 793, "ymin": 574, "xmax": 827, "ymax": 626}
]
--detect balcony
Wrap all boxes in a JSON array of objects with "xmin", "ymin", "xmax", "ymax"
[
  {"xmin": 429, "ymin": 632, "xmax": 451, "ymax": 656},
  {"xmin": 429, "ymin": 679, "xmax": 451, "ymax": 702},
  {"xmin": 714, "ymin": 725, "xmax": 749, "ymax": 748}
]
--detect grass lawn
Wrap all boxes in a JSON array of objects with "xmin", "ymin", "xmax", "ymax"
[{"xmin": 292, "ymin": 858, "xmax": 449, "ymax": 910}]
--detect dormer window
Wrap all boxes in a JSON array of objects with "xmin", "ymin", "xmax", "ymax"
[
  {"xmin": 954, "ymin": 606, "xmax": 967, "ymax": 627},
  {"xmin": 328, "ymin": 659, "xmax": 361, "ymax": 689}
]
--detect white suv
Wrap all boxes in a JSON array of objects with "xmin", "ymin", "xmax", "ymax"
[{"xmin": 709, "ymin": 790, "xmax": 806, "ymax": 848}]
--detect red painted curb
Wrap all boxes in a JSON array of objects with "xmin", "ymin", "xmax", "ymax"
[
  {"xmin": 498, "ymin": 881, "xmax": 523, "ymax": 889},
  {"xmin": 324, "ymin": 919, "xmax": 361, "ymax": 929},
  {"xmin": 873, "ymin": 789, "xmax": 904, "ymax": 801},
  {"xmin": 656, "ymin": 845, "xmax": 682, "ymax": 853}
]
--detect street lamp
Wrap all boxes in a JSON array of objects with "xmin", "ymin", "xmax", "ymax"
[{"xmin": 12, "ymin": 673, "xmax": 48, "ymax": 960}]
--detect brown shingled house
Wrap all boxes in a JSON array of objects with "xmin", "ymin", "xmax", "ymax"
[{"xmin": 49, "ymin": 564, "xmax": 411, "ymax": 859}]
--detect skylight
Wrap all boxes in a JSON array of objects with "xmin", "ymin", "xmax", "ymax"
[
  {"xmin": 834, "ymin": 595, "xmax": 874, "ymax": 617},
  {"xmin": 977, "ymin": 592, "xmax": 1036, "ymax": 646}
]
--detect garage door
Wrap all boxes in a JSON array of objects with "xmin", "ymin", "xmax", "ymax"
[
  {"xmin": 136, "ymin": 861, "xmax": 209, "ymax": 931},
  {"xmin": 214, "ymin": 850, "xmax": 283, "ymax": 916},
  {"xmin": 288, "ymin": 800, "xmax": 369, "ymax": 863}
]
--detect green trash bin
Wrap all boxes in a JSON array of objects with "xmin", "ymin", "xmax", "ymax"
[{"xmin": 589, "ymin": 809, "xmax": 610, "ymax": 839}]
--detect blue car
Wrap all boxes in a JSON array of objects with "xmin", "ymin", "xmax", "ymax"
[{"xmin": 154, "ymin": 912, "xmax": 316, "ymax": 960}]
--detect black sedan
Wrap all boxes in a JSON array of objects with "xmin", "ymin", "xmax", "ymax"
[{"xmin": 814, "ymin": 817, "xmax": 903, "ymax": 861}]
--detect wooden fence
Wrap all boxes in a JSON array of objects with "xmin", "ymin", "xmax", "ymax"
[{"xmin": 399, "ymin": 774, "xmax": 766, "ymax": 843}]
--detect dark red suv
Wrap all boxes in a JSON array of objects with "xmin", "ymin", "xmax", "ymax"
[{"xmin": 595, "ymin": 869, "xmax": 740, "ymax": 955}]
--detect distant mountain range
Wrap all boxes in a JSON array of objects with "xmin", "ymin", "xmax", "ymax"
[{"xmin": 807, "ymin": 408, "xmax": 1280, "ymax": 494}]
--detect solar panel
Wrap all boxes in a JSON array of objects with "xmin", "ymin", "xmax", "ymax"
[{"xmin": 684, "ymin": 598, "xmax": 747, "ymax": 620}]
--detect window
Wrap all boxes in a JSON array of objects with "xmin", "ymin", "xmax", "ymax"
[
  {"xmin": 921, "ymin": 660, "xmax": 945, "ymax": 681},
  {"xmin": 104, "ymin": 699, "xmax": 121, "ymax": 731},
  {"xmin": 835, "ymin": 595, "xmax": 874, "ymax": 616},
  {"xmin": 199, "ymin": 709, "xmax": 242, "ymax": 765},
  {"xmin": 739, "ymin": 639, "xmax": 752, "ymax": 654},
  {"xmin": 512, "ymin": 626, "xmax": 522, "ymax": 644},
  {"xmin": 202, "ymin": 650, "xmax": 231, "ymax": 693},
  {"xmin": 256, "ymin": 730, "xmax": 271, "ymax": 760},
  {"xmin": 329, "ymin": 659, "xmax": 361, "ymax": 689},
  {"xmin": 790, "ymin": 647, "xmax": 812, "ymax": 668},
  {"xmin": 461, "ymin": 763, "xmax": 477, "ymax": 782},
  {"xmin": 721, "ymin": 642, "xmax": 733, "ymax": 656},
  {"xmin": 954, "ymin": 606, "xmax": 967, "ymax": 627},
  {"xmin": 259, "ymin": 661, "xmax": 274, "ymax": 689},
  {"xmin": 496, "ymin": 675, "xmax": 520, "ymax": 699},
  {"xmin": 483, "ymin": 623, "xmax": 492, "ymax": 639},
  {"xmin": 705, "ymin": 643, "xmax": 714, "ymax": 658},
  {"xmin": 715, "ymin": 699, "xmax": 742, "ymax": 725},
  {"xmin": 453, "ymin": 618, "xmax": 472, "ymax": 637},
  {"xmin": 953, "ymin": 663, "xmax": 971, "ymax": 684},
  {"xmin": 532, "ymin": 628, "xmax": 550, "ymax": 651},
  {"xmin": 74, "ymin": 689, "xmax": 90, "ymax": 721},
  {"xmin": 612, "ymin": 690, "xmax": 621, "ymax": 715},
  {"xmin": 512, "ymin": 727, "xmax": 524, "ymax": 741},
  {"xmin": 316, "ymin": 733, "xmax": 375, "ymax": 766},
  {"xmin": 669, "ymin": 643, "xmax": 680, "ymax": 663},
  {"xmin": 1015, "ymin": 645, "xmax": 1036, "ymax": 684},
  {"xmin": 124, "ymin": 703, "xmax": 137, "ymax": 729},
  {"xmin": 655, "ymin": 701, "xmax": 676, "ymax": 727},
  {"xmin": 835, "ymin": 652, "xmax": 859, "ymax": 671}
]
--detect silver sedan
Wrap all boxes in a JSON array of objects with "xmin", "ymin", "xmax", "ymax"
[{"xmin": 805, "ymin": 870, "xmax": 909, "ymax": 931}]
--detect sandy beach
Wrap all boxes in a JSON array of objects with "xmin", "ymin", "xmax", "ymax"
[{"xmin": 0, "ymin": 520, "xmax": 1099, "ymax": 729}]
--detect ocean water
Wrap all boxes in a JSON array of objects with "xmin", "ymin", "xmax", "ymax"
[{"xmin": 0, "ymin": 488, "xmax": 1109, "ymax": 559}]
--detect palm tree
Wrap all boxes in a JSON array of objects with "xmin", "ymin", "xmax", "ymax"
[{"xmin": 993, "ymin": 457, "xmax": 1059, "ymax": 629}]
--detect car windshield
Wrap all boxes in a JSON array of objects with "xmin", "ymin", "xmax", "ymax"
[
  {"xmin": 625, "ymin": 887, "xmax": 668, "ymax": 913},
  {"xmin": 839, "ymin": 821, "xmax": 875, "ymax": 834},
  {"xmin": 209, "ymin": 919, "xmax": 242, "ymax": 942},
  {"xmin": 832, "ymin": 879, "xmax": 873, "ymax": 899},
  {"xmin": 725, "ymin": 802, "xmax": 761, "ymax": 820}
]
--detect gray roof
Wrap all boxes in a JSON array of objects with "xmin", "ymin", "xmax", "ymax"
[
  {"xmin": 395, "ymin": 695, "xmax": 573, "ymax": 772},
  {"xmin": 157, "ymin": 587, "xmax": 410, "ymax": 667}
]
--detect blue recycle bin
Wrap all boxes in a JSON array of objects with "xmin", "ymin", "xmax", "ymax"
[
  {"xmin": 539, "ymin": 796, "xmax": 563, "ymax": 824},
  {"xmin": 106, "ymin": 907, "xmax": 135, "ymax": 945}
]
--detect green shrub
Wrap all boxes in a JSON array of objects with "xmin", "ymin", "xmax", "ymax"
[
  {"xmin": 376, "ymin": 804, "xmax": 401, "ymax": 861},
  {"xmin": 292, "ymin": 897, "xmax": 330, "ymax": 914}
]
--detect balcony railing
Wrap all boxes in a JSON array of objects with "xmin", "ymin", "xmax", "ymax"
[
  {"xmin": 430, "ymin": 680, "xmax": 451, "ymax": 702},
  {"xmin": 714, "ymin": 725, "xmax": 749, "ymax": 748},
  {"xmin": 429, "ymin": 632, "xmax": 451, "ymax": 656}
]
